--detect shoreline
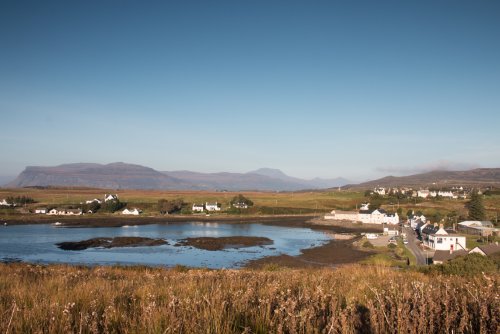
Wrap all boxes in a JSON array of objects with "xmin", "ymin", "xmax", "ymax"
[{"xmin": 1, "ymin": 214, "xmax": 384, "ymax": 268}]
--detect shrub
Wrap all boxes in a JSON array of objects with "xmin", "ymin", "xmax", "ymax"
[
  {"xmin": 432, "ymin": 253, "xmax": 498, "ymax": 276},
  {"xmin": 362, "ymin": 241, "xmax": 374, "ymax": 249}
]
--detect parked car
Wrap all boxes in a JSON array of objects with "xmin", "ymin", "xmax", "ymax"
[{"xmin": 403, "ymin": 239, "xmax": 408, "ymax": 245}]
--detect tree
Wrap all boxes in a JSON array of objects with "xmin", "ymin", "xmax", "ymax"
[
  {"xmin": 158, "ymin": 199, "xmax": 184, "ymax": 214},
  {"xmin": 6, "ymin": 196, "xmax": 35, "ymax": 205},
  {"xmin": 102, "ymin": 199, "xmax": 126, "ymax": 213},
  {"xmin": 229, "ymin": 194, "xmax": 254, "ymax": 207},
  {"xmin": 83, "ymin": 201, "xmax": 101, "ymax": 213},
  {"xmin": 467, "ymin": 191, "xmax": 485, "ymax": 221}
]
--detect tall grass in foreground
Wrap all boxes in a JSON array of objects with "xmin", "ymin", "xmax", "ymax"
[{"xmin": 0, "ymin": 264, "xmax": 498, "ymax": 333}]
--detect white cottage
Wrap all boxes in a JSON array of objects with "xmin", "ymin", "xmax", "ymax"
[
  {"xmin": 192, "ymin": 204, "xmax": 204, "ymax": 212},
  {"xmin": 85, "ymin": 198, "xmax": 102, "ymax": 204},
  {"xmin": 205, "ymin": 202, "xmax": 221, "ymax": 212},
  {"xmin": 104, "ymin": 194, "xmax": 119, "ymax": 202},
  {"xmin": 47, "ymin": 208, "xmax": 82, "ymax": 216},
  {"xmin": 417, "ymin": 190, "xmax": 430, "ymax": 198},
  {"xmin": 122, "ymin": 208, "xmax": 141, "ymax": 215},
  {"xmin": 0, "ymin": 199, "xmax": 12, "ymax": 206},
  {"xmin": 35, "ymin": 208, "xmax": 47, "ymax": 214}
]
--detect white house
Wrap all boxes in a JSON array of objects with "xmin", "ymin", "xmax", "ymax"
[
  {"xmin": 0, "ymin": 199, "xmax": 12, "ymax": 206},
  {"xmin": 35, "ymin": 208, "xmax": 47, "ymax": 214},
  {"xmin": 47, "ymin": 208, "xmax": 82, "ymax": 216},
  {"xmin": 85, "ymin": 198, "xmax": 102, "ymax": 204},
  {"xmin": 438, "ymin": 191, "xmax": 457, "ymax": 199},
  {"xmin": 192, "ymin": 204, "xmax": 204, "ymax": 212},
  {"xmin": 383, "ymin": 227, "xmax": 399, "ymax": 236},
  {"xmin": 373, "ymin": 187, "xmax": 386, "ymax": 195},
  {"xmin": 232, "ymin": 202, "xmax": 248, "ymax": 209},
  {"xmin": 424, "ymin": 225, "xmax": 467, "ymax": 252},
  {"xmin": 205, "ymin": 202, "xmax": 221, "ymax": 212},
  {"xmin": 409, "ymin": 215, "xmax": 427, "ymax": 229},
  {"xmin": 122, "ymin": 208, "xmax": 141, "ymax": 215},
  {"xmin": 417, "ymin": 190, "xmax": 430, "ymax": 198},
  {"xmin": 104, "ymin": 194, "xmax": 119, "ymax": 202}
]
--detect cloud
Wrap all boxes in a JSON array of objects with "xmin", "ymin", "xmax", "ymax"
[{"xmin": 375, "ymin": 160, "xmax": 481, "ymax": 176}]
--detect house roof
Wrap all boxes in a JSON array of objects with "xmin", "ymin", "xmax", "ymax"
[
  {"xmin": 433, "ymin": 250, "xmax": 468, "ymax": 263},
  {"xmin": 474, "ymin": 244, "xmax": 500, "ymax": 256},
  {"xmin": 422, "ymin": 225, "xmax": 439, "ymax": 235},
  {"xmin": 459, "ymin": 221, "xmax": 493, "ymax": 227}
]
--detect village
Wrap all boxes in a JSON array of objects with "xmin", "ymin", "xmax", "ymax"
[
  {"xmin": 0, "ymin": 193, "xmax": 252, "ymax": 216},
  {"xmin": 325, "ymin": 198, "xmax": 499, "ymax": 265}
]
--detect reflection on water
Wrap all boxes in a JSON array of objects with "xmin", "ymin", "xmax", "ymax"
[{"xmin": 0, "ymin": 222, "xmax": 330, "ymax": 268}]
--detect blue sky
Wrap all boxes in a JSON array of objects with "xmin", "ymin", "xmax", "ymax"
[{"xmin": 1, "ymin": 1, "xmax": 499, "ymax": 181}]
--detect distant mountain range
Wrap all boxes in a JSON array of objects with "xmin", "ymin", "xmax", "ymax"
[
  {"xmin": 344, "ymin": 168, "xmax": 500, "ymax": 189},
  {"xmin": 5, "ymin": 163, "xmax": 351, "ymax": 191}
]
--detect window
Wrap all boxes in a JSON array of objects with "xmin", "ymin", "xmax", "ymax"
[{"xmin": 437, "ymin": 238, "xmax": 442, "ymax": 244}]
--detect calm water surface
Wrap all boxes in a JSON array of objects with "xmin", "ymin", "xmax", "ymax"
[{"xmin": 0, "ymin": 222, "xmax": 330, "ymax": 268}]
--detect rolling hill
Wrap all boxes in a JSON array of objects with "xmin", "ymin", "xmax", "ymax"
[{"xmin": 345, "ymin": 168, "xmax": 500, "ymax": 189}]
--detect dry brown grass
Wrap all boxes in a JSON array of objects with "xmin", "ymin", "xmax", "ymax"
[
  {"xmin": 0, "ymin": 188, "xmax": 364, "ymax": 215},
  {"xmin": 0, "ymin": 264, "xmax": 497, "ymax": 333}
]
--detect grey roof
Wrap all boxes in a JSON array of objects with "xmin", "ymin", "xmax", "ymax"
[
  {"xmin": 433, "ymin": 250, "xmax": 468, "ymax": 263},
  {"xmin": 475, "ymin": 244, "xmax": 500, "ymax": 256}
]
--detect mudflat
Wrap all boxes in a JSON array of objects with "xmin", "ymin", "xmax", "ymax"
[
  {"xmin": 245, "ymin": 236, "xmax": 374, "ymax": 268},
  {"xmin": 56, "ymin": 236, "xmax": 167, "ymax": 250},
  {"xmin": 177, "ymin": 236, "xmax": 273, "ymax": 251}
]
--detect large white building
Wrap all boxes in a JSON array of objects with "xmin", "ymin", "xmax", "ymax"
[{"xmin": 325, "ymin": 208, "xmax": 399, "ymax": 225}]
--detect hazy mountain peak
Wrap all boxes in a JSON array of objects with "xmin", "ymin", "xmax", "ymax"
[{"xmin": 248, "ymin": 168, "xmax": 288, "ymax": 179}]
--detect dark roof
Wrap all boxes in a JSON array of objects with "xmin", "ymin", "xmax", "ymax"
[
  {"xmin": 476, "ymin": 244, "xmax": 500, "ymax": 256},
  {"xmin": 415, "ymin": 220, "xmax": 425, "ymax": 227},
  {"xmin": 421, "ymin": 225, "xmax": 438, "ymax": 235},
  {"xmin": 433, "ymin": 250, "xmax": 468, "ymax": 263}
]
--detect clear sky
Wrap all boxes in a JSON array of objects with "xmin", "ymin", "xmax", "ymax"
[{"xmin": 1, "ymin": 0, "xmax": 499, "ymax": 181}]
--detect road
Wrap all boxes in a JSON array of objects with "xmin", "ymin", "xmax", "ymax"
[{"xmin": 403, "ymin": 226, "xmax": 430, "ymax": 265}]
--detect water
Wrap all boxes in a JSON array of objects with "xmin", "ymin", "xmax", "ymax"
[{"xmin": 0, "ymin": 222, "xmax": 330, "ymax": 268}]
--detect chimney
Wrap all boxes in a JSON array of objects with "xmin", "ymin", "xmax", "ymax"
[{"xmin": 439, "ymin": 223, "xmax": 444, "ymax": 230}]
